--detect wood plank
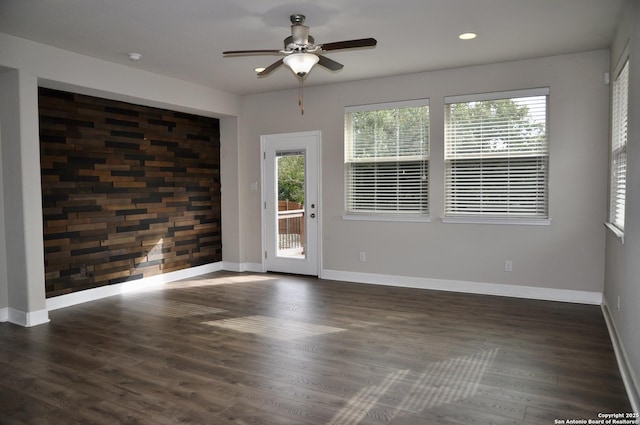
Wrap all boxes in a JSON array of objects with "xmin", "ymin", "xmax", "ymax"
[{"xmin": 39, "ymin": 87, "xmax": 221, "ymax": 297}]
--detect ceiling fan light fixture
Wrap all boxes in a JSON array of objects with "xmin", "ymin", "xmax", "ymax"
[{"xmin": 283, "ymin": 53, "xmax": 319, "ymax": 76}]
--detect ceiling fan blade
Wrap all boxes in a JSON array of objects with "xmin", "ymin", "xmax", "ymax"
[
  {"xmin": 320, "ymin": 38, "xmax": 377, "ymax": 51},
  {"xmin": 257, "ymin": 58, "xmax": 284, "ymax": 77},
  {"xmin": 317, "ymin": 55, "xmax": 344, "ymax": 71},
  {"xmin": 223, "ymin": 49, "xmax": 282, "ymax": 56}
]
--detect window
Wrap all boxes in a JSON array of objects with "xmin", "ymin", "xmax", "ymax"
[
  {"xmin": 609, "ymin": 58, "xmax": 629, "ymax": 235},
  {"xmin": 344, "ymin": 100, "xmax": 429, "ymax": 218},
  {"xmin": 444, "ymin": 88, "xmax": 549, "ymax": 223}
]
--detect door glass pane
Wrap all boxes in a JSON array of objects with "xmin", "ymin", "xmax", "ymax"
[{"xmin": 276, "ymin": 151, "xmax": 305, "ymax": 258}]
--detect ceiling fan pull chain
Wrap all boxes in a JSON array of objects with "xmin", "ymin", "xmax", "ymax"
[{"xmin": 298, "ymin": 77, "xmax": 304, "ymax": 115}]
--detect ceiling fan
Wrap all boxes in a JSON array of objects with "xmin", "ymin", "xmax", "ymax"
[{"xmin": 223, "ymin": 14, "xmax": 377, "ymax": 79}]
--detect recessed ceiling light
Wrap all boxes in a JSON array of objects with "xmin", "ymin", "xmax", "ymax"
[
  {"xmin": 459, "ymin": 32, "xmax": 477, "ymax": 40},
  {"xmin": 254, "ymin": 67, "xmax": 266, "ymax": 73},
  {"xmin": 128, "ymin": 52, "xmax": 142, "ymax": 61}
]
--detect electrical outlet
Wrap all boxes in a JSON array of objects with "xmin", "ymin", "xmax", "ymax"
[
  {"xmin": 359, "ymin": 252, "xmax": 366, "ymax": 262},
  {"xmin": 505, "ymin": 260, "xmax": 513, "ymax": 272}
]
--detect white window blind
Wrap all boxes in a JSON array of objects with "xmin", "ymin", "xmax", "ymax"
[
  {"xmin": 610, "ymin": 59, "xmax": 629, "ymax": 231},
  {"xmin": 345, "ymin": 100, "xmax": 429, "ymax": 215},
  {"xmin": 444, "ymin": 88, "xmax": 549, "ymax": 219}
]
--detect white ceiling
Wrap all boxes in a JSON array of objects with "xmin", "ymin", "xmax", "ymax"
[{"xmin": 0, "ymin": 0, "xmax": 625, "ymax": 95}]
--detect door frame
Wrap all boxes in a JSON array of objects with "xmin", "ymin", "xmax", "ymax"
[{"xmin": 260, "ymin": 130, "xmax": 322, "ymax": 275}]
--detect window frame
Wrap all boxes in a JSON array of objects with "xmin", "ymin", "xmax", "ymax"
[
  {"xmin": 443, "ymin": 87, "xmax": 551, "ymax": 226},
  {"xmin": 343, "ymin": 99, "xmax": 431, "ymax": 222},
  {"xmin": 606, "ymin": 55, "xmax": 629, "ymax": 243}
]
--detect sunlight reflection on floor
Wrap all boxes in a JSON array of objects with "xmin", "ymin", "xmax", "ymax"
[
  {"xmin": 166, "ymin": 273, "xmax": 279, "ymax": 289},
  {"xmin": 327, "ymin": 348, "xmax": 500, "ymax": 424},
  {"xmin": 202, "ymin": 315, "xmax": 345, "ymax": 341},
  {"xmin": 126, "ymin": 299, "xmax": 227, "ymax": 318}
]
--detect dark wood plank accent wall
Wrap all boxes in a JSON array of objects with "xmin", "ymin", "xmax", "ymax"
[{"xmin": 38, "ymin": 88, "xmax": 222, "ymax": 298}]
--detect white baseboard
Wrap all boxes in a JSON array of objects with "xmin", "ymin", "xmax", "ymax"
[
  {"xmin": 7, "ymin": 307, "xmax": 50, "ymax": 327},
  {"xmin": 223, "ymin": 261, "xmax": 264, "ymax": 273},
  {"xmin": 44, "ymin": 262, "xmax": 602, "ymax": 315},
  {"xmin": 47, "ymin": 262, "xmax": 224, "ymax": 311},
  {"xmin": 601, "ymin": 300, "xmax": 640, "ymax": 413},
  {"xmin": 0, "ymin": 307, "xmax": 8, "ymax": 322},
  {"xmin": 320, "ymin": 269, "xmax": 603, "ymax": 305}
]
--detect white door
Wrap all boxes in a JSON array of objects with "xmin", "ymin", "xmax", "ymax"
[{"xmin": 262, "ymin": 131, "xmax": 320, "ymax": 276}]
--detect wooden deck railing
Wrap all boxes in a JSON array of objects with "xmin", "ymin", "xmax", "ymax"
[{"xmin": 278, "ymin": 200, "xmax": 304, "ymax": 252}]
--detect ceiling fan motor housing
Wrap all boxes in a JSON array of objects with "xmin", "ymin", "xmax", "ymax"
[{"xmin": 289, "ymin": 22, "xmax": 312, "ymax": 50}]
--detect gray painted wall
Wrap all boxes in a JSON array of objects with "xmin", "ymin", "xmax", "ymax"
[
  {"xmin": 0, "ymin": 68, "xmax": 44, "ymax": 314},
  {"xmin": 604, "ymin": 0, "xmax": 640, "ymax": 408},
  {"xmin": 0, "ymin": 70, "xmax": 9, "ymax": 312},
  {"xmin": 240, "ymin": 50, "xmax": 610, "ymax": 295}
]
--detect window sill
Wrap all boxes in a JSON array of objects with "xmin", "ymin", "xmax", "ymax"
[
  {"xmin": 441, "ymin": 216, "xmax": 551, "ymax": 226},
  {"xmin": 343, "ymin": 214, "xmax": 431, "ymax": 223},
  {"xmin": 604, "ymin": 222, "xmax": 624, "ymax": 244}
]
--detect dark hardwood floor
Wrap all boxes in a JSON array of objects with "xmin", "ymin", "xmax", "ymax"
[{"xmin": 0, "ymin": 272, "xmax": 632, "ymax": 424}]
